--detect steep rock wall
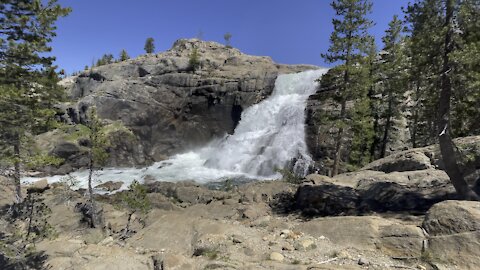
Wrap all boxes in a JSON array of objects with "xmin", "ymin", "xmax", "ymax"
[{"xmin": 57, "ymin": 39, "xmax": 315, "ymax": 168}]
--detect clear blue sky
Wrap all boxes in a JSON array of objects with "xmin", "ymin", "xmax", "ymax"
[{"xmin": 52, "ymin": 0, "xmax": 411, "ymax": 74}]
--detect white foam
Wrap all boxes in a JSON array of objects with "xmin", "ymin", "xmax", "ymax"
[{"xmin": 22, "ymin": 69, "xmax": 327, "ymax": 189}]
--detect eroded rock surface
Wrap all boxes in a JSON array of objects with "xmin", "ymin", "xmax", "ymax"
[
  {"xmin": 422, "ymin": 200, "xmax": 480, "ymax": 270},
  {"xmin": 54, "ymin": 39, "xmax": 315, "ymax": 169},
  {"xmin": 296, "ymin": 169, "xmax": 456, "ymax": 216},
  {"xmin": 0, "ymin": 179, "xmax": 434, "ymax": 270}
]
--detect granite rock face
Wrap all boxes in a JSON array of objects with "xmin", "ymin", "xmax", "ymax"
[
  {"xmin": 295, "ymin": 169, "xmax": 456, "ymax": 216},
  {"xmin": 57, "ymin": 39, "xmax": 315, "ymax": 166},
  {"xmin": 422, "ymin": 200, "xmax": 480, "ymax": 269}
]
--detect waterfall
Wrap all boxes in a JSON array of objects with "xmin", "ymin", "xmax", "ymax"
[
  {"xmin": 202, "ymin": 69, "xmax": 326, "ymax": 176},
  {"xmin": 22, "ymin": 69, "xmax": 327, "ymax": 189}
]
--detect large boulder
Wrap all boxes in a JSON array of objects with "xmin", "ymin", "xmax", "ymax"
[
  {"xmin": 362, "ymin": 136, "xmax": 480, "ymax": 176},
  {"xmin": 50, "ymin": 141, "xmax": 81, "ymax": 160},
  {"xmin": 56, "ymin": 39, "xmax": 315, "ymax": 167},
  {"xmin": 361, "ymin": 150, "xmax": 433, "ymax": 173},
  {"xmin": 422, "ymin": 200, "xmax": 480, "ymax": 269},
  {"xmin": 296, "ymin": 169, "xmax": 456, "ymax": 216}
]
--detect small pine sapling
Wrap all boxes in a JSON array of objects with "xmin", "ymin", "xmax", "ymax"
[{"xmin": 119, "ymin": 180, "xmax": 151, "ymax": 239}]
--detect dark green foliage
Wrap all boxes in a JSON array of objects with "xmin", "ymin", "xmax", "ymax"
[
  {"xmin": 375, "ymin": 15, "xmax": 409, "ymax": 158},
  {"xmin": 189, "ymin": 48, "xmax": 201, "ymax": 71},
  {"xmin": 315, "ymin": 0, "xmax": 478, "ymax": 181},
  {"xmin": 224, "ymin": 32, "xmax": 232, "ymax": 48},
  {"xmin": 119, "ymin": 180, "xmax": 151, "ymax": 238},
  {"xmin": 96, "ymin": 53, "xmax": 114, "ymax": 66},
  {"xmin": 315, "ymin": 0, "xmax": 479, "ymax": 198},
  {"xmin": 403, "ymin": 0, "xmax": 479, "ymax": 198},
  {"xmin": 83, "ymin": 108, "xmax": 110, "ymax": 228},
  {"xmin": 404, "ymin": 0, "xmax": 480, "ymax": 146},
  {"xmin": 0, "ymin": 0, "xmax": 70, "ymax": 202},
  {"xmin": 144, "ymin": 37, "xmax": 155, "ymax": 54},
  {"xmin": 320, "ymin": 0, "xmax": 375, "ymax": 175},
  {"xmin": 119, "ymin": 49, "xmax": 130, "ymax": 61},
  {"xmin": 0, "ymin": 190, "xmax": 55, "ymax": 268},
  {"xmin": 275, "ymin": 168, "xmax": 302, "ymax": 184},
  {"xmin": 120, "ymin": 180, "xmax": 151, "ymax": 216}
]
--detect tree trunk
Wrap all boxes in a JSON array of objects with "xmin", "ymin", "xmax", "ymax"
[
  {"xmin": 13, "ymin": 135, "xmax": 22, "ymax": 203},
  {"xmin": 368, "ymin": 75, "xmax": 379, "ymax": 161},
  {"xmin": 331, "ymin": 31, "xmax": 352, "ymax": 177},
  {"xmin": 380, "ymin": 116, "xmax": 392, "ymax": 158},
  {"xmin": 332, "ymin": 99, "xmax": 346, "ymax": 177},
  {"xmin": 87, "ymin": 150, "xmax": 96, "ymax": 228},
  {"xmin": 26, "ymin": 193, "xmax": 35, "ymax": 240},
  {"xmin": 369, "ymin": 115, "xmax": 380, "ymax": 161},
  {"xmin": 437, "ymin": 0, "xmax": 478, "ymax": 200},
  {"xmin": 122, "ymin": 211, "xmax": 134, "ymax": 239},
  {"xmin": 381, "ymin": 98, "xmax": 393, "ymax": 158}
]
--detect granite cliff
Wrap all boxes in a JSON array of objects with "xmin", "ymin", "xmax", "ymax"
[{"xmin": 50, "ymin": 39, "xmax": 316, "ymax": 172}]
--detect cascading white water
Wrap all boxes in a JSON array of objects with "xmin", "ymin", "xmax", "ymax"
[
  {"xmin": 202, "ymin": 69, "xmax": 326, "ymax": 176},
  {"xmin": 22, "ymin": 69, "xmax": 327, "ymax": 189}
]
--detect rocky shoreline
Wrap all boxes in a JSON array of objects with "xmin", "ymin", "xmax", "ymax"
[{"xmin": 2, "ymin": 138, "xmax": 480, "ymax": 269}]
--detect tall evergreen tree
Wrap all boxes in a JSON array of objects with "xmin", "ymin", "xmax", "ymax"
[
  {"xmin": 404, "ymin": 0, "xmax": 444, "ymax": 147},
  {"xmin": 84, "ymin": 108, "xmax": 109, "ymax": 228},
  {"xmin": 119, "ymin": 49, "xmax": 130, "ymax": 61},
  {"xmin": 0, "ymin": 0, "xmax": 70, "ymax": 202},
  {"xmin": 144, "ymin": 37, "xmax": 155, "ymax": 54},
  {"xmin": 406, "ymin": 0, "xmax": 480, "ymax": 199},
  {"xmin": 321, "ymin": 0, "xmax": 374, "ymax": 176},
  {"xmin": 378, "ymin": 15, "xmax": 408, "ymax": 158}
]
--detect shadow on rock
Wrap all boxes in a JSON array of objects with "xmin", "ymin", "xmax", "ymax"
[
  {"xmin": 0, "ymin": 231, "xmax": 50, "ymax": 270},
  {"xmin": 294, "ymin": 170, "xmax": 459, "ymax": 217}
]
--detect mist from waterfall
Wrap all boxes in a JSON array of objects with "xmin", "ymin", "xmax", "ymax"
[{"xmin": 22, "ymin": 69, "xmax": 327, "ymax": 189}]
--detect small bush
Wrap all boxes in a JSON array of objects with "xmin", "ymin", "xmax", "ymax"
[
  {"xmin": 275, "ymin": 168, "xmax": 302, "ymax": 184},
  {"xmin": 189, "ymin": 48, "xmax": 201, "ymax": 72},
  {"xmin": 193, "ymin": 247, "xmax": 219, "ymax": 260}
]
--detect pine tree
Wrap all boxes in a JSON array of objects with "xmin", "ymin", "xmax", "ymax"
[
  {"xmin": 96, "ymin": 53, "xmax": 114, "ymax": 66},
  {"xmin": 405, "ymin": 0, "xmax": 480, "ymax": 199},
  {"xmin": 84, "ymin": 108, "xmax": 110, "ymax": 228},
  {"xmin": 0, "ymin": 0, "xmax": 70, "ymax": 202},
  {"xmin": 449, "ymin": 0, "xmax": 480, "ymax": 137},
  {"xmin": 119, "ymin": 180, "xmax": 151, "ymax": 239},
  {"xmin": 189, "ymin": 48, "xmax": 201, "ymax": 72},
  {"xmin": 224, "ymin": 32, "xmax": 233, "ymax": 48},
  {"xmin": 378, "ymin": 15, "xmax": 408, "ymax": 158},
  {"xmin": 404, "ymin": 0, "xmax": 444, "ymax": 147},
  {"xmin": 321, "ymin": 0, "xmax": 374, "ymax": 176},
  {"xmin": 119, "ymin": 49, "xmax": 130, "ymax": 61},
  {"xmin": 144, "ymin": 37, "xmax": 155, "ymax": 54}
]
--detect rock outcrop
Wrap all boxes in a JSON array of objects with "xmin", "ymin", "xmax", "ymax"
[
  {"xmin": 296, "ymin": 136, "xmax": 480, "ymax": 216},
  {"xmin": 6, "ymin": 171, "xmax": 480, "ymax": 269},
  {"xmin": 422, "ymin": 200, "xmax": 480, "ymax": 269},
  {"xmin": 55, "ymin": 39, "xmax": 316, "ymax": 168},
  {"xmin": 296, "ymin": 169, "xmax": 456, "ymax": 216},
  {"xmin": 0, "ymin": 179, "xmax": 433, "ymax": 270}
]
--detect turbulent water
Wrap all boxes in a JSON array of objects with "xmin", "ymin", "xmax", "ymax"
[{"xmin": 23, "ymin": 69, "xmax": 327, "ymax": 190}]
